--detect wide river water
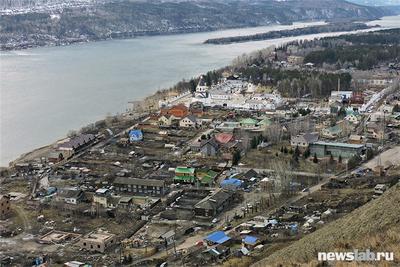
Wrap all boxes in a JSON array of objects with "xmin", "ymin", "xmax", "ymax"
[{"xmin": 1, "ymin": 15, "xmax": 400, "ymax": 166}]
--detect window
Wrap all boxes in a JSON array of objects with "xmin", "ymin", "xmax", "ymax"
[
  {"xmin": 97, "ymin": 245, "xmax": 101, "ymax": 249},
  {"xmin": 83, "ymin": 242, "xmax": 86, "ymax": 246}
]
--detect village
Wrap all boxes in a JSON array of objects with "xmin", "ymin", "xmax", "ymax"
[{"xmin": 1, "ymin": 34, "xmax": 400, "ymax": 266}]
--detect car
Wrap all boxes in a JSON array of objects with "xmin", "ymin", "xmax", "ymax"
[
  {"xmin": 302, "ymin": 187, "xmax": 310, "ymax": 193},
  {"xmin": 212, "ymin": 218, "xmax": 219, "ymax": 224}
]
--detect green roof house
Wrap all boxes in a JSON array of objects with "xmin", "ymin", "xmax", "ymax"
[
  {"xmin": 239, "ymin": 118, "xmax": 258, "ymax": 128},
  {"xmin": 196, "ymin": 169, "xmax": 218, "ymax": 186},
  {"xmin": 174, "ymin": 167, "xmax": 196, "ymax": 183},
  {"xmin": 257, "ymin": 118, "xmax": 272, "ymax": 128},
  {"xmin": 321, "ymin": 125, "xmax": 343, "ymax": 139}
]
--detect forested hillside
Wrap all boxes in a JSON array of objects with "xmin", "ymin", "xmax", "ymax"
[{"xmin": 0, "ymin": 0, "xmax": 394, "ymax": 50}]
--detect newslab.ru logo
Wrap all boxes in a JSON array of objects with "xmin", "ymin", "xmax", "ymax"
[{"xmin": 318, "ymin": 249, "xmax": 394, "ymax": 262}]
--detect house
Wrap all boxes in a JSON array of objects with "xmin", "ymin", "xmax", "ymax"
[
  {"xmin": 160, "ymin": 230, "xmax": 176, "ymax": 246},
  {"xmin": 287, "ymin": 55, "xmax": 304, "ymax": 65},
  {"xmin": 242, "ymin": 235, "xmax": 260, "ymax": 249},
  {"xmin": 344, "ymin": 114, "xmax": 359, "ymax": 124},
  {"xmin": 366, "ymin": 123, "xmax": 389, "ymax": 140},
  {"xmin": 158, "ymin": 114, "xmax": 177, "ymax": 127},
  {"xmin": 200, "ymin": 139, "xmax": 219, "ymax": 157},
  {"xmin": 215, "ymin": 133, "xmax": 234, "ymax": 144},
  {"xmin": 56, "ymin": 134, "xmax": 95, "ymax": 152},
  {"xmin": 194, "ymin": 189, "xmax": 234, "ymax": 217},
  {"xmin": 257, "ymin": 118, "xmax": 272, "ymax": 128},
  {"xmin": 290, "ymin": 132, "xmax": 319, "ymax": 150},
  {"xmin": 216, "ymin": 121, "xmax": 241, "ymax": 132},
  {"xmin": 210, "ymin": 89, "xmax": 232, "ymax": 101},
  {"xmin": 239, "ymin": 118, "xmax": 258, "ymax": 129},
  {"xmin": 348, "ymin": 135, "xmax": 365, "ymax": 144},
  {"xmin": 196, "ymin": 169, "xmax": 218, "ymax": 186},
  {"xmin": 129, "ymin": 129, "xmax": 143, "ymax": 142},
  {"xmin": 38, "ymin": 230, "xmax": 81, "ymax": 244},
  {"xmin": 190, "ymin": 138, "xmax": 203, "ymax": 153},
  {"xmin": 329, "ymin": 91, "xmax": 352, "ymax": 104},
  {"xmin": 174, "ymin": 167, "xmax": 196, "ymax": 183},
  {"xmin": 179, "ymin": 115, "xmax": 199, "ymax": 128},
  {"xmin": 77, "ymin": 232, "xmax": 116, "ymax": 253},
  {"xmin": 0, "ymin": 194, "xmax": 11, "ymax": 219},
  {"xmin": 118, "ymin": 196, "xmax": 135, "ymax": 210},
  {"xmin": 321, "ymin": 125, "xmax": 341, "ymax": 139},
  {"xmin": 161, "ymin": 104, "xmax": 189, "ymax": 118},
  {"xmin": 220, "ymin": 178, "xmax": 243, "ymax": 190},
  {"xmin": 204, "ymin": 245, "xmax": 231, "ymax": 260},
  {"xmin": 92, "ymin": 188, "xmax": 111, "ymax": 207},
  {"xmin": 204, "ymin": 231, "xmax": 231, "ymax": 245},
  {"xmin": 350, "ymin": 92, "xmax": 364, "ymax": 105},
  {"xmin": 309, "ymin": 141, "xmax": 364, "ymax": 159},
  {"xmin": 113, "ymin": 177, "xmax": 166, "ymax": 196},
  {"xmin": 57, "ymin": 189, "xmax": 84, "ymax": 205},
  {"xmin": 321, "ymin": 123, "xmax": 348, "ymax": 139},
  {"xmin": 240, "ymin": 169, "xmax": 259, "ymax": 182},
  {"xmin": 189, "ymin": 101, "xmax": 205, "ymax": 116}
]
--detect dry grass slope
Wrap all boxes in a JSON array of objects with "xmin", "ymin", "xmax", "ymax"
[{"xmin": 252, "ymin": 183, "xmax": 400, "ymax": 267}]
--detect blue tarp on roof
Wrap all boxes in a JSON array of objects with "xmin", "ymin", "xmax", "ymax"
[
  {"xmin": 220, "ymin": 178, "xmax": 243, "ymax": 188},
  {"xmin": 129, "ymin": 129, "xmax": 143, "ymax": 142},
  {"xmin": 205, "ymin": 231, "xmax": 230, "ymax": 244},
  {"xmin": 243, "ymin": 235, "xmax": 258, "ymax": 245}
]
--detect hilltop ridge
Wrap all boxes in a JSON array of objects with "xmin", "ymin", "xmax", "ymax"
[
  {"xmin": 0, "ymin": 0, "xmax": 394, "ymax": 50},
  {"xmin": 252, "ymin": 183, "xmax": 400, "ymax": 266}
]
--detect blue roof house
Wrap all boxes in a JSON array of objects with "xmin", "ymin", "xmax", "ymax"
[
  {"xmin": 220, "ymin": 178, "xmax": 243, "ymax": 190},
  {"xmin": 129, "ymin": 129, "xmax": 143, "ymax": 142},
  {"xmin": 204, "ymin": 231, "xmax": 231, "ymax": 245},
  {"xmin": 242, "ymin": 235, "xmax": 260, "ymax": 248}
]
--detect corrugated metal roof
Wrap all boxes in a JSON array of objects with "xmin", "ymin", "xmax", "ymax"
[
  {"xmin": 205, "ymin": 231, "xmax": 230, "ymax": 244},
  {"xmin": 311, "ymin": 141, "xmax": 364, "ymax": 149}
]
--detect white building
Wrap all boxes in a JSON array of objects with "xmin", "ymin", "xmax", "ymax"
[
  {"xmin": 195, "ymin": 76, "xmax": 209, "ymax": 98},
  {"xmin": 329, "ymin": 91, "xmax": 353, "ymax": 104}
]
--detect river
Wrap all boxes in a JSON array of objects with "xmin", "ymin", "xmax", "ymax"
[{"xmin": 1, "ymin": 16, "xmax": 400, "ymax": 166}]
